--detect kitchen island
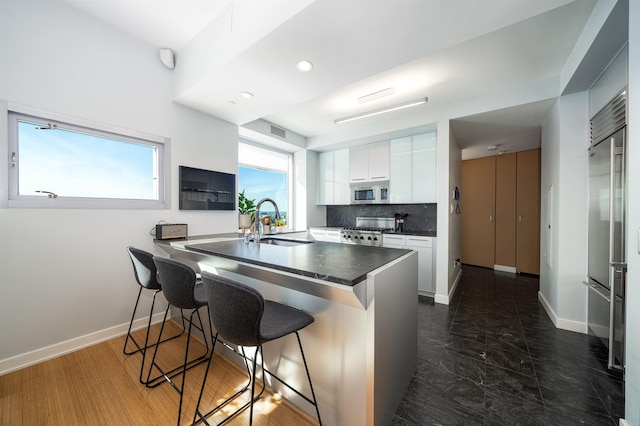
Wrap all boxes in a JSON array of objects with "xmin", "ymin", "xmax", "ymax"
[{"xmin": 156, "ymin": 232, "xmax": 418, "ymax": 426}]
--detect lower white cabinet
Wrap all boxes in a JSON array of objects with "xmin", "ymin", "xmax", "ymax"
[
  {"xmin": 383, "ymin": 234, "xmax": 435, "ymax": 295},
  {"xmin": 309, "ymin": 227, "xmax": 342, "ymax": 243}
]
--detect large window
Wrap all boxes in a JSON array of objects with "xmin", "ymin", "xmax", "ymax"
[
  {"xmin": 7, "ymin": 111, "xmax": 168, "ymax": 209},
  {"xmin": 238, "ymin": 142, "xmax": 291, "ymax": 227}
]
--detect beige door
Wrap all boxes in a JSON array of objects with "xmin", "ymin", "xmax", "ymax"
[
  {"xmin": 461, "ymin": 157, "xmax": 496, "ymax": 268},
  {"xmin": 495, "ymin": 153, "xmax": 517, "ymax": 268},
  {"xmin": 516, "ymin": 150, "xmax": 541, "ymax": 274}
]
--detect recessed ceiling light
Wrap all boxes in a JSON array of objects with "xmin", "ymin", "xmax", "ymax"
[
  {"xmin": 296, "ymin": 60, "xmax": 313, "ymax": 72},
  {"xmin": 487, "ymin": 145, "xmax": 500, "ymax": 150},
  {"xmin": 239, "ymin": 92, "xmax": 254, "ymax": 100}
]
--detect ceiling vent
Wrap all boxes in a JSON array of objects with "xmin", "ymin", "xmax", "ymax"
[{"xmin": 270, "ymin": 125, "xmax": 286, "ymax": 138}]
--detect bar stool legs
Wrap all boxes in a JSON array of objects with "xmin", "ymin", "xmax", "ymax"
[{"xmin": 194, "ymin": 271, "xmax": 322, "ymax": 425}]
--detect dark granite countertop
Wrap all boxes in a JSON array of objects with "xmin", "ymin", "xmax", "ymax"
[{"xmin": 176, "ymin": 236, "xmax": 411, "ymax": 286}]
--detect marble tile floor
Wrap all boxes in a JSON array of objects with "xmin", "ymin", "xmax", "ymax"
[{"xmin": 393, "ymin": 265, "xmax": 625, "ymax": 426}]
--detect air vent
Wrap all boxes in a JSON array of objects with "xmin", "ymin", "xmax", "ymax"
[
  {"xmin": 590, "ymin": 89, "xmax": 626, "ymax": 146},
  {"xmin": 270, "ymin": 125, "xmax": 286, "ymax": 138}
]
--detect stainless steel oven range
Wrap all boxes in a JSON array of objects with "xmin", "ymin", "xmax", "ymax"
[{"xmin": 339, "ymin": 217, "xmax": 394, "ymax": 247}]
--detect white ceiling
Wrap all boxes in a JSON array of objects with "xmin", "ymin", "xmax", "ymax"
[{"xmin": 57, "ymin": 0, "xmax": 607, "ymax": 158}]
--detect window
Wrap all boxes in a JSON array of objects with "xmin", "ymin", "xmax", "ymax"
[
  {"xmin": 238, "ymin": 142, "xmax": 291, "ymax": 227},
  {"xmin": 8, "ymin": 111, "xmax": 168, "ymax": 209}
]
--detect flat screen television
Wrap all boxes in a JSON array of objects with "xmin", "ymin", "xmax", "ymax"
[{"xmin": 179, "ymin": 166, "xmax": 235, "ymax": 211}]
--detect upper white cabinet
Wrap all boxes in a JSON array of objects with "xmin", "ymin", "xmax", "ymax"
[
  {"xmin": 318, "ymin": 149, "xmax": 350, "ymax": 205},
  {"xmin": 389, "ymin": 136, "xmax": 412, "ymax": 203},
  {"xmin": 390, "ymin": 132, "xmax": 436, "ymax": 203},
  {"xmin": 349, "ymin": 141, "xmax": 389, "ymax": 183}
]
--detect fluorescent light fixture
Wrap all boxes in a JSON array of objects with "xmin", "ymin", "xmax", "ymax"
[{"xmin": 334, "ymin": 98, "xmax": 428, "ymax": 125}]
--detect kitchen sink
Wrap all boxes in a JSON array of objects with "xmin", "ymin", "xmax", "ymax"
[{"xmin": 259, "ymin": 237, "xmax": 313, "ymax": 247}]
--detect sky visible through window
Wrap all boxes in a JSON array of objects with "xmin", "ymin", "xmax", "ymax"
[
  {"xmin": 238, "ymin": 165, "xmax": 287, "ymax": 217},
  {"xmin": 18, "ymin": 121, "xmax": 156, "ymax": 199}
]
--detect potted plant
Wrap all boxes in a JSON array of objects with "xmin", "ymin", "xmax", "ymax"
[
  {"xmin": 274, "ymin": 218, "xmax": 286, "ymax": 233},
  {"xmin": 238, "ymin": 190, "xmax": 256, "ymax": 230}
]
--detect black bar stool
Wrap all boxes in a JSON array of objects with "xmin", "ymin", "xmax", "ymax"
[
  {"xmin": 149, "ymin": 256, "xmax": 212, "ymax": 425},
  {"xmin": 124, "ymin": 247, "xmax": 186, "ymax": 384},
  {"xmin": 193, "ymin": 271, "xmax": 322, "ymax": 425}
]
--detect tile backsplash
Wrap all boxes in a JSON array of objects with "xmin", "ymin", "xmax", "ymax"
[{"xmin": 326, "ymin": 204, "xmax": 436, "ymax": 233}]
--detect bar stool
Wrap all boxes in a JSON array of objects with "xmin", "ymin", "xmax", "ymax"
[
  {"xmin": 149, "ymin": 256, "xmax": 212, "ymax": 425},
  {"xmin": 194, "ymin": 271, "xmax": 322, "ymax": 425},
  {"xmin": 124, "ymin": 247, "xmax": 186, "ymax": 383}
]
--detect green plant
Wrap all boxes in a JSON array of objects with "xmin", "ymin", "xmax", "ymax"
[{"xmin": 238, "ymin": 189, "xmax": 256, "ymax": 215}]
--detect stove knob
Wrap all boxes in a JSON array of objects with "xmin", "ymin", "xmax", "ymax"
[
  {"xmin": 367, "ymin": 236, "xmax": 372, "ymax": 240},
  {"xmin": 373, "ymin": 236, "xmax": 378, "ymax": 241}
]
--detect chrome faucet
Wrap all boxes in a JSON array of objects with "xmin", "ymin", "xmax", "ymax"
[{"xmin": 255, "ymin": 198, "xmax": 281, "ymax": 240}]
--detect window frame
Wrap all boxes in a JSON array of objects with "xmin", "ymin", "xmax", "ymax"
[
  {"xmin": 6, "ymin": 106, "xmax": 170, "ymax": 210},
  {"xmin": 238, "ymin": 140, "xmax": 293, "ymax": 227}
]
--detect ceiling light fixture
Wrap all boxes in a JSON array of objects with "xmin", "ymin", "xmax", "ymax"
[
  {"xmin": 239, "ymin": 92, "xmax": 254, "ymax": 100},
  {"xmin": 357, "ymin": 87, "xmax": 395, "ymax": 104},
  {"xmin": 296, "ymin": 60, "xmax": 313, "ymax": 72},
  {"xmin": 334, "ymin": 98, "xmax": 428, "ymax": 125}
]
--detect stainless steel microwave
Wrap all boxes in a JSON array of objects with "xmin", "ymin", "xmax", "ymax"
[{"xmin": 351, "ymin": 182, "xmax": 389, "ymax": 204}]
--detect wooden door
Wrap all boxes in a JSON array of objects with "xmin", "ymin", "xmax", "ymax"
[
  {"xmin": 461, "ymin": 157, "xmax": 496, "ymax": 268},
  {"xmin": 516, "ymin": 149, "xmax": 541, "ymax": 274},
  {"xmin": 495, "ymin": 153, "xmax": 517, "ymax": 268}
]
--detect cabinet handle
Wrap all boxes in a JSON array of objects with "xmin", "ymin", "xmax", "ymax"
[
  {"xmin": 489, "ymin": 215, "xmax": 493, "ymax": 222},
  {"xmin": 371, "ymin": 176, "xmax": 386, "ymax": 179},
  {"xmin": 519, "ymin": 215, "xmax": 522, "ymax": 223}
]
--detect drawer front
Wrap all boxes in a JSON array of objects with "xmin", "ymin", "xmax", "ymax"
[{"xmin": 405, "ymin": 236, "xmax": 432, "ymax": 248}]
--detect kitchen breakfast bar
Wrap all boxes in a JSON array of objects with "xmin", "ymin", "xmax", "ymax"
[{"xmin": 156, "ymin": 232, "xmax": 418, "ymax": 426}]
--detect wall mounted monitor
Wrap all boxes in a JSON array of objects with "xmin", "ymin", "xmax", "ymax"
[{"xmin": 179, "ymin": 166, "xmax": 235, "ymax": 211}]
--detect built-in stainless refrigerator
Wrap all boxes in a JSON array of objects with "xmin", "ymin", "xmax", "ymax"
[{"xmin": 586, "ymin": 89, "xmax": 626, "ymax": 371}]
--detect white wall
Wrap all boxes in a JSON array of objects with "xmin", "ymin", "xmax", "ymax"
[
  {"xmin": 539, "ymin": 91, "xmax": 592, "ymax": 333},
  {"xmin": 0, "ymin": 0, "xmax": 238, "ymax": 373},
  {"xmin": 624, "ymin": 1, "xmax": 639, "ymax": 422},
  {"xmin": 447, "ymin": 124, "xmax": 462, "ymax": 297}
]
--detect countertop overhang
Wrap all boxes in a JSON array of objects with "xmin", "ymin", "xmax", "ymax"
[{"xmin": 182, "ymin": 237, "xmax": 410, "ymax": 286}]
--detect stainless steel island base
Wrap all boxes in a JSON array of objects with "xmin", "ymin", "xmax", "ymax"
[{"xmin": 157, "ymin": 238, "xmax": 418, "ymax": 426}]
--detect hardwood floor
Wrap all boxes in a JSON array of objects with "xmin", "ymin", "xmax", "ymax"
[{"xmin": 0, "ymin": 322, "xmax": 317, "ymax": 426}]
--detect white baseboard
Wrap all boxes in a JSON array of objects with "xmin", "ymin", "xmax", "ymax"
[
  {"xmin": 537, "ymin": 291, "xmax": 588, "ymax": 334},
  {"xmin": 619, "ymin": 419, "xmax": 629, "ymax": 426},
  {"xmin": 435, "ymin": 268, "xmax": 462, "ymax": 305},
  {"xmin": 0, "ymin": 312, "xmax": 167, "ymax": 376},
  {"xmin": 494, "ymin": 264, "xmax": 517, "ymax": 273}
]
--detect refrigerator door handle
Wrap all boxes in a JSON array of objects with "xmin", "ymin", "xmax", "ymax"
[{"xmin": 607, "ymin": 262, "xmax": 626, "ymax": 370}]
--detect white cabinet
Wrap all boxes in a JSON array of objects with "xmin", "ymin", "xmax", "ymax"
[
  {"xmin": 309, "ymin": 227, "xmax": 326, "ymax": 241},
  {"xmin": 318, "ymin": 149, "xmax": 350, "ymax": 205},
  {"xmin": 309, "ymin": 227, "xmax": 342, "ymax": 243},
  {"xmin": 349, "ymin": 141, "xmax": 389, "ymax": 183},
  {"xmin": 383, "ymin": 234, "xmax": 435, "ymax": 295},
  {"xmin": 412, "ymin": 133, "xmax": 437, "ymax": 202},
  {"xmin": 334, "ymin": 149, "xmax": 350, "ymax": 204},
  {"xmin": 325, "ymin": 229, "xmax": 342, "ymax": 243},
  {"xmin": 389, "ymin": 132, "xmax": 437, "ymax": 203},
  {"xmin": 389, "ymin": 136, "xmax": 412, "ymax": 203}
]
